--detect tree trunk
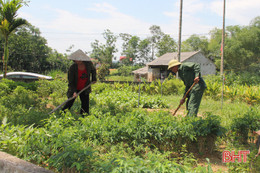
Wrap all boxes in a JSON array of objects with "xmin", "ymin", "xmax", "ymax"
[
  {"xmin": 2, "ymin": 55, "xmax": 4, "ymax": 76},
  {"xmin": 3, "ymin": 37, "xmax": 9, "ymax": 78}
]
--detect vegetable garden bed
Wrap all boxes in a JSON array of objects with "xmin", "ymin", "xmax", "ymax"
[{"xmin": 0, "ymin": 78, "xmax": 260, "ymax": 172}]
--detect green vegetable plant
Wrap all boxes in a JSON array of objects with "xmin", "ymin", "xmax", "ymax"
[{"xmin": 230, "ymin": 108, "xmax": 260, "ymax": 145}]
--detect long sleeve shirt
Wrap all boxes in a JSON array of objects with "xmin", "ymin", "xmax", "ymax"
[
  {"xmin": 178, "ymin": 62, "xmax": 207, "ymax": 95},
  {"xmin": 67, "ymin": 61, "xmax": 97, "ymax": 97}
]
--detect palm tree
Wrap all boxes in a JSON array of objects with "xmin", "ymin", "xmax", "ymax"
[{"xmin": 0, "ymin": 0, "xmax": 28, "ymax": 78}]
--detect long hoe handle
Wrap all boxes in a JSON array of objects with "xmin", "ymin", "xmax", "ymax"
[
  {"xmin": 172, "ymin": 82, "xmax": 196, "ymax": 116},
  {"xmin": 48, "ymin": 83, "xmax": 92, "ymax": 115}
]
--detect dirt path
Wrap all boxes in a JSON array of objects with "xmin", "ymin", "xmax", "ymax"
[
  {"xmin": 196, "ymin": 151, "xmax": 228, "ymax": 172},
  {"xmin": 145, "ymin": 107, "xmax": 201, "ymax": 117}
]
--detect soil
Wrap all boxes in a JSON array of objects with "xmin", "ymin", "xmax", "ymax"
[
  {"xmin": 145, "ymin": 107, "xmax": 202, "ymax": 117},
  {"xmin": 196, "ymin": 150, "xmax": 228, "ymax": 172}
]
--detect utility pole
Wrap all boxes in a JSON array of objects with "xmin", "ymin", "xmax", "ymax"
[
  {"xmin": 221, "ymin": 0, "xmax": 226, "ymax": 109},
  {"xmin": 177, "ymin": 0, "xmax": 183, "ymax": 78},
  {"xmin": 177, "ymin": 0, "xmax": 183, "ymax": 63}
]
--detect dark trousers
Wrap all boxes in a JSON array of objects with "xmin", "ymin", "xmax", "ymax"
[
  {"xmin": 186, "ymin": 87, "xmax": 205, "ymax": 117},
  {"xmin": 62, "ymin": 91, "xmax": 89, "ymax": 116}
]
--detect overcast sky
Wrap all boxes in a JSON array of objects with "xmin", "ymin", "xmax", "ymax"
[{"xmin": 19, "ymin": 0, "xmax": 260, "ymax": 57}]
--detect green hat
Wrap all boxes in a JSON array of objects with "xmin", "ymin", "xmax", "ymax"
[{"xmin": 168, "ymin": 59, "xmax": 181, "ymax": 70}]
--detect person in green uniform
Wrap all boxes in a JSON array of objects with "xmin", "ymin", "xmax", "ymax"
[{"xmin": 168, "ymin": 60, "xmax": 207, "ymax": 117}]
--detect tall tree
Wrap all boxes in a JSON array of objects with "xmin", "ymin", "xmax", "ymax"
[
  {"xmin": 8, "ymin": 24, "xmax": 51, "ymax": 72},
  {"xmin": 46, "ymin": 49, "xmax": 71, "ymax": 72},
  {"xmin": 89, "ymin": 39, "xmax": 104, "ymax": 63},
  {"xmin": 0, "ymin": 24, "xmax": 70, "ymax": 73},
  {"xmin": 149, "ymin": 25, "xmax": 164, "ymax": 60},
  {"xmin": 102, "ymin": 29, "xmax": 117, "ymax": 66},
  {"xmin": 250, "ymin": 16, "xmax": 260, "ymax": 28},
  {"xmin": 207, "ymin": 17, "xmax": 260, "ymax": 72},
  {"xmin": 181, "ymin": 34, "xmax": 209, "ymax": 56},
  {"xmin": 120, "ymin": 33, "xmax": 140, "ymax": 65},
  {"xmin": 208, "ymin": 28, "xmax": 223, "ymax": 69},
  {"xmin": 156, "ymin": 34, "xmax": 177, "ymax": 57},
  {"xmin": 89, "ymin": 29, "xmax": 117, "ymax": 67},
  {"xmin": 224, "ymin": 25, "xmax": 260, "ymax": 71},
  {"xmin": 0, "ymin": 0, "xmax": 28, "ymax": 77},
  {"xmin": 138, "ymin": 38, "xmax": 151, "ymax": 65},
  {"xmin": 120, "ymin": 33, "xmax": 132, "ymax": 51}
]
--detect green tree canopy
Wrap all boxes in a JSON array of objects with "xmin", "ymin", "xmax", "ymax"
[
  {"xmin": 138, "ymin": 38, "xmax": 151, "ymax": 65},
  {"xmin": 149, "ymin": 25, "xmax": 164, "ymax": 60},
  {"xmin": 224, "ymin": 24, "xmax": 260, "ymax": 72},
  {"xmin": 181, "ymin": 34, "xmax": 208, "ymax": 55},
  {"xmin": 0, "ymin": 24, "xmax": 71, "ymax": 73},
  {"xmin": 89, "ymin": 29, "xmax": 117, "ymax": 67},
  {"xmin": 156, "ymin": 34, "xmax": 177, "ymax": 57},
  {"xmin": 120, "ymin": 33, "xmax": 140, "ymax": 65}
]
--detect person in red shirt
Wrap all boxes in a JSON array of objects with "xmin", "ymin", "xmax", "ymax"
[{"xmin": 62, "ymin": 60, "xmax": 97, "ymax": 116}]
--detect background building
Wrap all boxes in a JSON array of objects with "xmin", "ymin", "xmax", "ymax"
[{"xmin": 133, "ymin": 51, "xmax": 216, "ymax": 82}]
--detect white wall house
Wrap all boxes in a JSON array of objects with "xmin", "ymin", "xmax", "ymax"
[{"xmin": 133, "ymin": 51, "xmax": 216, "ymax": 82}]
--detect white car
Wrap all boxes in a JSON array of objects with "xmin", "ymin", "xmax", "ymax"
[{"xmin": 0, "ymin": 72, "xmax": 53, "ymax": 81}]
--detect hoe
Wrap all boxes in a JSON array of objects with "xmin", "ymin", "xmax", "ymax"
[
  {"xmin": 172, "ymin": 82, "xmax": 196, "ymax": 116},
  {"xmin": 48, "ymin": 83, "xmax": 92, "ymax": 114}
]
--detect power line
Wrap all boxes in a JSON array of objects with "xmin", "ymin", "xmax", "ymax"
[
  {"xmin": 40, "ymin": 31, "xmax": 211, "ymax": 37},
  {"xmin": 39, "ymin": 31, "xmax": 212, "ymax": 40}
]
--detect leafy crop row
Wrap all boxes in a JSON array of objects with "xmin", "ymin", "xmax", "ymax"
[
  {"xmin": 0, "ymin": 77, "xmax": 259, "ymax": 172},
  {"xmin": 1, "ymin": 110, "xmax": 223, "ymax": 172}
]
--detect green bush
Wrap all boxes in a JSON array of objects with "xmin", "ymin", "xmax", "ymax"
[
  {"xmin": 48, "ymin": 142, "xmax": 96, "ymax": 172},
  {"xmin": 117, "ymin": 65, "xmax": 133, "ymax": 76},
  {"xmin": 36, "ymin": 79, "xmax": 67, "ymax": 98},
  {"xmin": 0, "ymin": 78, "xmax": 17, "ymax": 90},
  {"xmin": 230, "ymin": 108, "xmax": 260, "ymax": 144},
  {"xmin": 47, "ymin": 70, "xmax": 67, "ymax": 80},
  {"xmin": 162, "ymin": 78, "xmax": 185, "ymax": 95},
  {"xmin": 0, "ymin": 78, "xmax": 38, "ymax": 91},
  {"xmin": 204, "ymin": 77, "xmax": 222, "ymax": 100},
  {"xmin": 92, "ymin": 82, "xmax": 112, "ymax": 94},
  {"xmin": 0, "ymin": 82, "xmax": 11, "ymax": 97},
  {"xmin": 0, "ymin": 86, "xmax": 38, "ymax": 108},
  {"xmin": 192, "ymin": 114, "xmax": 226, "ymax": 137},
  {"xmin": 0, "ymin": 86, "xmax": 41, "ymax": 125},
  {"xmin": 97, "ymin": 64, "xmax": 110, "ymax": 80},
  {"xmin": 225, "ymin": 71, "xmax": 260, "ymax": 86}
]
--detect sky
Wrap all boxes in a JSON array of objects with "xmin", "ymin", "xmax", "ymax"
[{"xmin": 19, "ymin": 0, "xmax": 260, "ymax": 58}]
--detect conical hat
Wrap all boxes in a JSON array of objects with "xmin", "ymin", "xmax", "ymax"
[{"xmin": 68, "ymin": 49, "xmax": 91, "ymax": 61}]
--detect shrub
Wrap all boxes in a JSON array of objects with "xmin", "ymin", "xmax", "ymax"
[
  {"xmin": 0, "ymin": 82, "xmax": 11, "ymax": 97},
  {"xmin": 97, "ymin": 64, "xmax": 110, "ymax": 80},
  {"xmin": 36, "ymin": 79, "xmax": 67, "ymax": 98},
  {"xmin": 225, "ymin": 71, "xmax": 260, "ymax": 86},
  {"xmin": 92, "ymin": 82, "xmax": 112, "ymax": 94},
  {"xmin": 230, "ymin": 108, "xmax": 260, "ymax": 144},
  {"xmin": 162, "ymin": 78, "xmax": 185, "ymax": 95},
  {"xmin": 0, "ymin": 86, "xmax": 40, "ymax": 125},
  {"xmin": 48, "ymin": 142, "xmax": 96, "ymax": 172},
  {"xmin": 0, "ymin": 86, "xmax": 38, "ymax": 109},
  {"xmin": 117, "ymin": 65, "xmax": 132, "ymax": 76},
  {"xmin": 192, "ymin": 114, "xmax": 226, "ymax": 137},
  {"xmin": 0, "ymin": 78, "xmax": 17, "ymax": 90}
]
